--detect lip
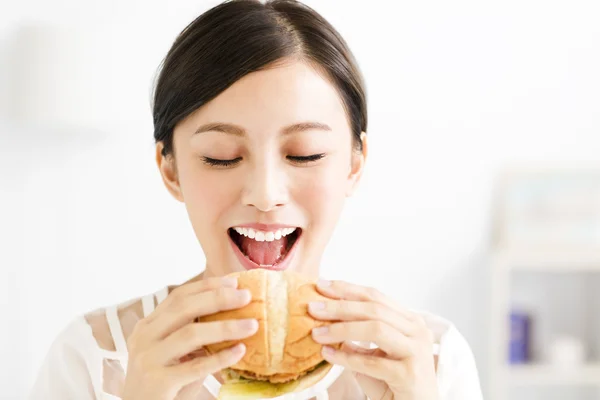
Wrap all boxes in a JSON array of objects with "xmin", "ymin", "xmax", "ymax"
[
  {"xmin": 232, "ymin": 223, "xmax": 298, "ymax": 231},
  {"xmin": 228, "ymin": 228, "xmax": 301, "ymax": 271}
]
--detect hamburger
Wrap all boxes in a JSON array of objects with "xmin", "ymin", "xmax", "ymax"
[{"xmin": 197, "ymin": 268, "xmax": 338, "ymax": 399}]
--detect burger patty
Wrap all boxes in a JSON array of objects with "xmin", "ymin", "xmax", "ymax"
[{"xmin": 231, "ymin": 360, "xmax": 328, "ymax": 384}]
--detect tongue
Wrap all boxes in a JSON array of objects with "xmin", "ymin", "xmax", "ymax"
[{"xmin": 240, "ymin": 236, "xmax": 288, "ymax": 265}]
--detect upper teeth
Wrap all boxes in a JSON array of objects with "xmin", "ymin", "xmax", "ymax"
[{"xmin": 233, "ymin": 227, "xmax": 296, "ymax": 242}]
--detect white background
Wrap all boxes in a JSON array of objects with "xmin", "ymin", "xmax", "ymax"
[{"xmin": 1, "ymin": 0, "xmax": 600, "ymax": 398}]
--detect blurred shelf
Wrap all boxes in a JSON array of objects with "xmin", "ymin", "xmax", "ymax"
[
  {"xmin": 506, "ymin": 363, "xmax": 600, "ymax": 386},
  {"xmin": 494, "ymin": 246, "xmax": 600, "ymax": 271}
]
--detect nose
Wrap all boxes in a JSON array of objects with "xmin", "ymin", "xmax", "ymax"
[{"xmin": 241, "ymin": 160, "xmax": 289, "ymax": 212}]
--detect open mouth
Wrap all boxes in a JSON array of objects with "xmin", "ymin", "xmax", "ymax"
[{"xmin": 228, "ymin": 226, "xmax": 301, "ymax": 270}]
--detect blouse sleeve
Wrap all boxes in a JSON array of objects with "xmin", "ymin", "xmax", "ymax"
[
  {"xmin": 29, "ymin": 316, "xmax": 101, "ymax": 399},
  {"xmin": 437, "ymin": 324, "xmax": 484, "ymax": 400}
]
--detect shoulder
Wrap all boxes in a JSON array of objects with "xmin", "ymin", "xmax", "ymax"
[
  {"xmin": 34, "ymin": 315, "xmax": 100, "ymax": 365},
  {"xmin": 45, "ymin": 314, "xmax": 98, "ymax": 354},
  {"xmin": 414, "ymin": 310, "xmax": 484, "ymax": 400},
  {"xmin": 29, "ymin": 315, "xmax": 100, "ymax": 399},
  {"xmin": 30, "ymin": 287, "xmax": 169, "ymax": 399},
  {"xmin": 83, "ymin": 296, "xmax": 146, "ymax": 353},
  {"xmin": 44, "ymin": 284, "xmax": 175, "ymax": 359},
  {"xmin": 84, "ymin": 284, "xmax": 175, "ymax": 352}
]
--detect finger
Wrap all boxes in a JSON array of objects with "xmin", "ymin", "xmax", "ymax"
[
  {"xmin": 178, "ymin": 347, "xmax": 207, "ymax": 364},
  {"xmin": 308, "ymin": 300, "xmax": 421, "ymax": 337},
  {"xmin": 153, "ymin": 319, "xmax": 258, "ymax": 365},
  {"xmin": 354, "ymin": 374, "xmax": 393, "ymax": 400},
  {"xmin": 181, "ymin": 275, "xmax": 239, "ymax": 293},
  {"xmin": 169, "ymin": 343, "xmax": 247, "ymax": 387},
  {"xmin": 148, "ymin": 276, "xmax": 239, "ymax": 324},
  {"xmin": 143, "ymin": 287, "xmax": 252, "ymax": 341},
  {"xmin": 174, "ymin": 380, "xmax": 207, "ymax": 400},
  {"xmin": 312, "ymin": 321, "xmax": 415, "ymax": 359},
  {"xmin": 341, "ymin": 341, "xmax": 380, "ymax": 356},
  {"xmin": 328, "ymin": 343, "xmax": 395, "ymax": 400},
  {"xmin": 321, "ymin": 344, "xmax": 400, "ymax": 384},
  {"xmin": 316, "ymin": 280, "xmax": 412, "ymax": 317}
]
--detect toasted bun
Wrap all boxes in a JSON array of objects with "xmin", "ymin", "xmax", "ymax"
[{"xmin": 198, "ymin": 269, "xmax": 336, "ymax": 382}]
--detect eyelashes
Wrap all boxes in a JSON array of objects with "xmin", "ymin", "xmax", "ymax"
[
  {"xmin": 201, "ymin": 157, "xmax": 242, "ymax": 167},
  {"xmin": 287, "ymin": 153, "xmax": 326, "ymax": 163},
  {"xmin": 201, "ymin": 153, "xmax": 326, "ymax": 168}
]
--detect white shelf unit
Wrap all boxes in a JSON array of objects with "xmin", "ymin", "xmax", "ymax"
[
  {"xmin": 488, "ymin": 247, "xmax": 600, "ymax": 400},
  {"xmin": 500, "ymin": 247, "xmax": 600, "ymax": 272},
  {"xmin": 506, "ymin": 363, "xmax": 600, "ymax": 386}
]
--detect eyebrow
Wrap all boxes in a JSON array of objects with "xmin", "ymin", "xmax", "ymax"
[{"xmin": 193, "ymin": 121, "xmax": 332, "ymax": 136}]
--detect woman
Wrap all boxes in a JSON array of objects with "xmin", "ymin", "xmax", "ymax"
[{"xmin": 30, "ymin": 1, "xmax": 483, "ymax": 399}]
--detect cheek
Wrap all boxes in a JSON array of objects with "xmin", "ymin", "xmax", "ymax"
[
  {"xmin": 180, "ymin": 168, "xmax": 238, "ymax": 228},
  {"xmin": 292, "ymin": 163, "xmax": 348, "ymax": 223}
]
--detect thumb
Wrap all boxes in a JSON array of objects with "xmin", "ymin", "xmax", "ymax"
[
  {"xmin": 175, "ymin": 380, "xmax": 208, "ymax": 399},
  {"xmin": 341, "ymin": 342, "xmax": 393, "ymax": 400},
  {"xmin": 354, "ymin": 372, "xmax": 391, "ymax": 400}
]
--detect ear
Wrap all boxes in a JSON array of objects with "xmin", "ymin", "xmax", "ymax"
[
  {"xmin": 346, "ymin": 132, "xmax": 368, "ymax": 197},
  {"xmin": 156, "ymin": 142, "xmax": 184, "ymax": 202}
]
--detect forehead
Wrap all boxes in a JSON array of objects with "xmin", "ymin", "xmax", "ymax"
[{"xmin": 180, "ymin": 61, "xmax": 350, "ymax": 136}]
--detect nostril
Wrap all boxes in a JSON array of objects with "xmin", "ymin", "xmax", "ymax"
[{"xmin": 244, "ymin": 200, "xmax": 286, "ymax": 212}]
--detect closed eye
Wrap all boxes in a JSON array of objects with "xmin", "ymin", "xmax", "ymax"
[
  {"xmin": 202, "ymin": 154, "xmax": 325, "ymax": 167},
  {"xmin": 287, "ymin": 153, "xmax": 326, "ymax": 163},
  {"xmin": 201, "ymin": 157, "xmax": 242, "ymax": 167}
]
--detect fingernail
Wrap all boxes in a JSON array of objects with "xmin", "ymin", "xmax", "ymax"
[
  {"xmin": 317, "ymin": 279, "xmax": 331, "ymax": 288},
  {"xmin": 312, "ymin": 326, "xmax": 329, "ymax": 336},
  {"xmin": 239, "ymin": 319, "xmax": 258, "ymax": 330},
  {"xmin": 222, "ymin": 277, "xmax": 238, "ymax": 287},
  {"xmin": 322, "ymin": 346, "xmax": 335, "ymax": 356},
  {"xmin": 236, "ymin": 289, "xmax": 251, "ymax": 300},
  {"xmin": 232, "ymin": 343, "xmax": 245, "ymax": 354},
  {"xmin": 309, "ymin": 302, "xmax": 325, "ymax": 311}
]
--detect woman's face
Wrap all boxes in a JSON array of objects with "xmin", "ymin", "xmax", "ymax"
[{"xmin": 156, "ymin": 61, "xmax": 366, "ymax": 279}]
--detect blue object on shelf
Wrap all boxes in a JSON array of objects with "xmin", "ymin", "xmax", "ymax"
[{"xmin": 509, "ymin": 311, "xmax": 531, "ymax": 364}]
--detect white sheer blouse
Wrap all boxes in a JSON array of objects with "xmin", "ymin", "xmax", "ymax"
[{"xmin": 29, "ymin": 285, "xmax": 484, "ymax": 399}]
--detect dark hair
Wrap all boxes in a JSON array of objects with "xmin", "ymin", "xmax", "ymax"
[{"xmin": 151, "ymin": 0, "xmax": 367, "ymax": 158}]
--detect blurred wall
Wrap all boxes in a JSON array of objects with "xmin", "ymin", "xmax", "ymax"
[{"xmin": 1, "ymin": 0, "xmax": 600, "ymax": 398}]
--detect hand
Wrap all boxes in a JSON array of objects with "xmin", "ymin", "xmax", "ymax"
[
  {"xmin": 121, "ymin": 276, "xmax": 259, "ymax": 400},
  {"xmin": 308, "ymin": 280, "xmax": 439, "ymax": 400}
]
